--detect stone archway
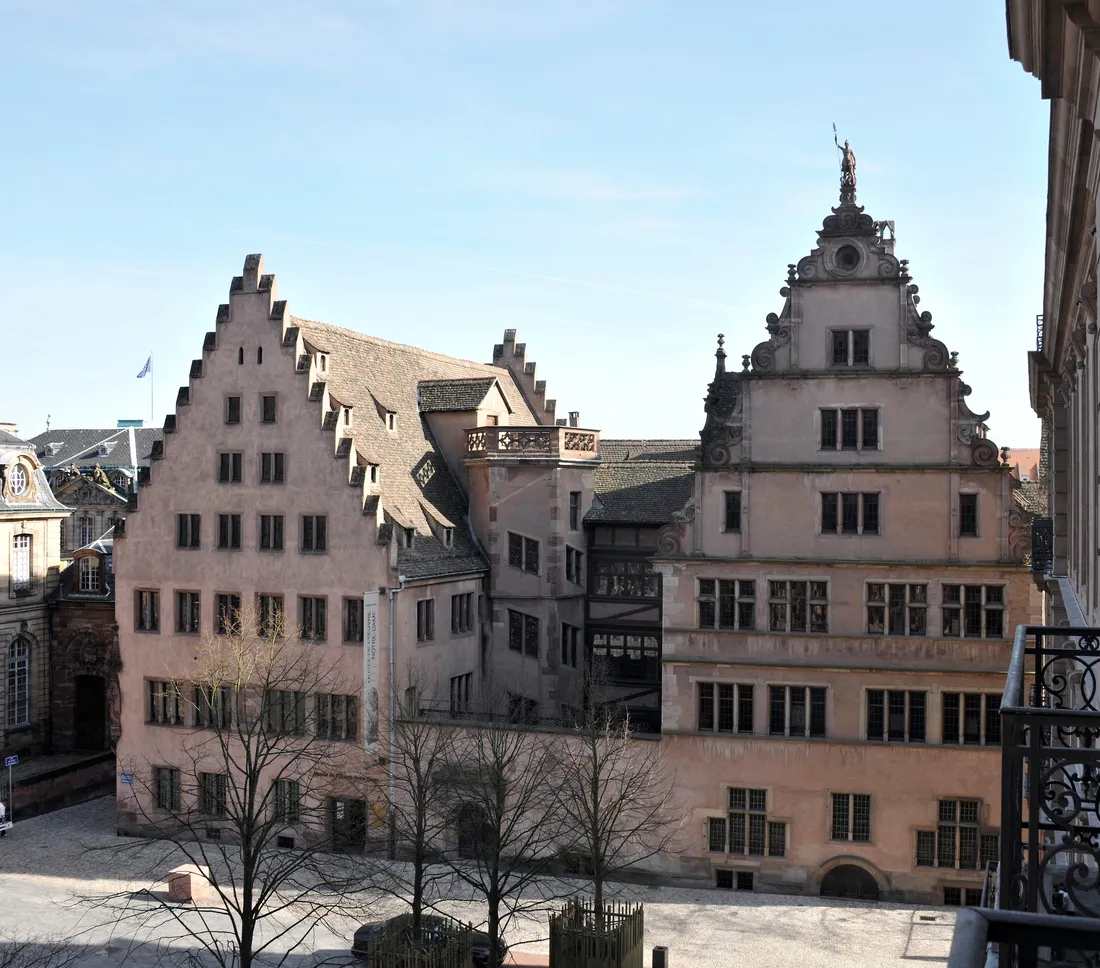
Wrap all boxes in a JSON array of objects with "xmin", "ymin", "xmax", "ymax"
[{"xmin": 820, "ymin": 863, "xmax": 881, "ymax": 901}]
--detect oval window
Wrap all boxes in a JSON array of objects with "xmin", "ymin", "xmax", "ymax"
[
  {"xmin": 9, "ymin": 464, "xmax": 28, "ymax": 496},
  {"xmin": 836, "ymin": 245, "xmax": 860, "ymax": 270}
]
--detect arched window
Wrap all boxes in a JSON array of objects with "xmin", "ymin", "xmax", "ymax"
[
  {"xmin": 8, "ymin": 463, "xmax": 28, "ymax": 496},
  {"xmin": 11, "ymin": 533, "xmax": 31, "ymax": 593},
  {"xmin": 78, "ymin": 555, "xmax": 100, "ymax": 592},
  {"xmin": 7, "ymin": 637, "xmax": 29, "ymax": 727},
  {"xmin": 257, "ymin": 346, "xmax": 263, "ymax": 364},
  {"xmin": 238, "ymin": 347, "xmax": 244, "ymax": 365}
]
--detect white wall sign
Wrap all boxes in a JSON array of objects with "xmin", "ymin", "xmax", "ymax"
[{"xmin": 363, "ymin": 591, "xmax": 380, "ymax": 755}]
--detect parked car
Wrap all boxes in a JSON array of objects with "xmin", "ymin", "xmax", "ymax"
[{"xmin": 350, "ymin": 915, "xmax": 507, "ymax": 967}]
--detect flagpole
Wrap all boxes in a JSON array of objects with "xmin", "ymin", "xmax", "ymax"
[{"xmin": 150, "ymin": 354, "xmax": 154, "ymax": 426}]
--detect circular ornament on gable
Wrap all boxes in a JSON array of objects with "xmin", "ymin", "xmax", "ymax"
[{"xmin": 835, "ymin": 244, "xmax": 861, "ymax": 271}]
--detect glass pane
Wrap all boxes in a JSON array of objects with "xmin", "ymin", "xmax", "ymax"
[
  {"xmin": 937, "ymin": 825, "xmax": 956, "ymax": 867},
  {"xmin": 852, "ymin": 795, "xmax": 871, "ymax": 842},
  {"xmin": 769, "ymin": 687, "xmax": 786, "ymax": 735},
  {"xmin": 717, "ymin": 684, "xmax": 735, "ymax": 732},
  {"xmin": 729, "ymin": 788, "xmax": 746, "ymax": 811},
  {"xmin": 790, "ymin": 582, "xmax": 807, "ymax": 632},
  {"xmin": 748, "ymin": 815, "xmax": 766, "ymax": 855},
  {"xmin": 867, "ymin": 605, "xmax": 885, "ymax": 634},
  {"xmin": 831, "ymin": 793, "xmax": 849, "ymax": 840}
]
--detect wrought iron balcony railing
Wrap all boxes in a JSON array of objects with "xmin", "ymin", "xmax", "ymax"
[
  {"xmin": 949, "ymin": 625, "xmax": 1100, "ymax": 966},
  {"xmin": 1029, "ymin": 518, "xmax": 1052, "ymax": 576}
]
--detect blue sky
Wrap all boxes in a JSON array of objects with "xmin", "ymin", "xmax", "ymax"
[{"xmin": 1, "ymin": 1, "xmax": 1047, "ymax": 446}]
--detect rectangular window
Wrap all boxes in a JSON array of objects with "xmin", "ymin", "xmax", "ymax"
[
  {"xmin": 301, "ymin": 515, "xmax": 327, "ymax": 553},
  {"xmin": 768, "ymin": 580, "xmax": 828, "ymax": 633},
  {"xmin": 300, "ymin": 596, "xmax": 327, "ymax": 641},
  {"xmin": 345, "ymin": 597, "xmax": 364, "ymax": 643},
  {"xmin": 136, "ymin": 590, "xmax": 159, "ymax": 632},
  {"xmin": 176, "ymin": 591, "xmax": 200, "ymax": 634},
  {"xmin": 726, "ymin": 788, "xmax": 784, "ymax": 857},
  {"xmin": 569, "ymin": 491, "xmax": 581, "ymax": 531},
  {"xmin": 820, "ymin": 409, "xmax": 838, "ymax": 450},
  {"xmin": 273, "ymin": 779, "xmax": 300, "ymax": 824},
  {"xmin": 768, "ymin": 685, "xmax": 827, "ymax": 738},
  {"xmin": 450, "ymin": 593, "xmax": 473, "ymax": 634},
  {"xmin": 507, "ymin": 609, "xmax": 539, "ymax": 657},
  {"xmin": 697, "ymin": 579, "xmax": 755, "ymax": 630},
  {"xmin": 698, "ymin": 682, "xmax": 754, "ymax": 734},
  {"xmin": 177, "ymin": 513, "xmax": 201, "ymax": 549},
  {"xmin": 217, "ymin": 452, "xmax": 243, "ymax": 483},
  {"xmin": 821, "ymin": 493, "xmax": 879, "ymax": 534},
  {"xmin": 959, "ymin": 494, "xmax": 978, "ymax": 537},
  {"xmin": 916, "ymin": 830, "xmax": 937, "ymax": 866},
  {"xmin": 315, "ymin": 694, "xmax": 358, "ymax": 741},
  {"xmin": 861, "ymin": 409, "xmax": 878, "ymax": 450},
  {"xmin": 565, "ymin": 547, "xmax": 584, "ymax": 584},
  {"xmin": 148, "ymin": 680, "xmax": 182, "ymax": 725},
  {"xmin": 217, "ymin": 513, "xmax": 242, "ymax": 550},
  {"xmin": 852, "ymin": 330, "xmax": 870, "ymax": 365},
  {"xmin": 708, "ymin": 817, "xmax": 727, "ymax": 853},
  {"xmin": 449, "ymin": 673, "xmax": 472, "ymax": 716},
  {"xmin": 593, "ymin": 559, "xmax": 660, "ymax": 598},
  {"xmin": 226, "ymin": 396, "xmax": 241, "ymax": 424},
  {"xmin": 866, "ymin": 583, "xmax": 927, "ymax": 636},
  {"xmin": 258, "ymin": 594, "xmax": 284, "ymax": 637},
  {"xmin": 831, "ymin": 793, "xmax": 872, "ymax": 842},
  {"xmin": 561, "ymin": 623, "xmax": 580, "ymax": 669},
  {"xmin": 941, "ymin": 693, "xmax": 1002, "ymax": 746},
  {"xmin": 841, "ymin": 409, "xmax": 859, "ymax": 450},
  {"xmin": 921, "ymin": 799, "xmax": 986, "ymax": 870},
  {"xmin": 260, "ymin": 452, "xmax": 285, "ymax": 484},
  {"xmin": 507, "ymin": 532, "xmax": 540, "ymax": 575},
  {"xmin": 724, "ymin": 491, "xmax": 742, "ymax": 532},
  {"xmin": 214, "ymin": 593, "xmax": 241, "ymax": 635},
  {"xmin": 259, "ymin": 514, "xmax": 284, "ymax": 551},
  {"xmin": 194, "ymin": 686, "xmax": 232, "ymax": 728},
  {"xmin": 831, "ymin": 330, "xmax": 849, "ymax": 366},
  {"xmin": 263, "ymin": 690, "xmax": 306, "ymax": 735},
  {"xmin": 261, "ymin": 394, "xmax": 277, "ymax": 424},
  {"xmin": 819, "ymin": 407, "xmax": 880, "ymax": 451},
  {"xmin": 508, "ymin": 693, "xmax": 539, "ymax": 725},
  {"xmin": 201, "ymin": 773, "xmax": 228, "ymax": 817},
  {"xmin": 416, "ymin": 599, "xmax": 434, "ymax": 642},
  {"xmin": 830, "ymin": 330, "xmax": 870, "ymax": 367},
  {"xmin": 155, "ymin": 767, "xmax": 181, "ymax": 811},
  {"xmin": 943, "ymin": 585, "xmax": 1004, "ymax": 639},
  {"xmin": 866, "ymin": 689, "xmax": 926, "ymax": 743}
]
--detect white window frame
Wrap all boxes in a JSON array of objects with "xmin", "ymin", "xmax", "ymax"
[
  {"xmin": 6, "ymin": 637, "xmax": 29, "ymax": 727},
  {"xmin": 78, "ymin": 556, "xmax": 100, "ymax": 592},
  {"xmin": 11, "ymin": 533, "xmax": 31, "ymax": 593}
]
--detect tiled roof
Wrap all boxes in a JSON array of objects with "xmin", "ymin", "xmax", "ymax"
[
  {"xmin": 293, "ymin": 318, "xmax": 537, "ymax": 580},
  {"xmin": 598, "ymin": 439, "xmax": 699, "ymax": 463},
  {"xmin": 28, "ymin": 428, "xmax": 163, "ymax": 470},
  {"xmin": 417, "ymin": 378, "xmax": 500, "ymax": 413},
  {"xmin": 587, "ymin": 460, "xmax": 695, "ymax": 525}
]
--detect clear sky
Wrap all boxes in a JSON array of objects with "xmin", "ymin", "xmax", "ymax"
[{"xmin": 0, "ymin": 0, "xmax": 1047, "ymax": 447}]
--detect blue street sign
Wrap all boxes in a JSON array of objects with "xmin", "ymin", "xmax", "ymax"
[
  {"xmin": 4, "ymin": 756, "xmax": 18, "ymax": 767},
  {"xmin": 120, "ymin": 772, "xmax": 134, "ymax": 785}
]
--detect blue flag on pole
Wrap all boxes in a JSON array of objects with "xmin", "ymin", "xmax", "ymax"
[{"xmin": 137, "ymin": 357, "xmax": 151, "ymax": 378}]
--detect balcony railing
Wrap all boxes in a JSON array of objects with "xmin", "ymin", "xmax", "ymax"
[
  {"xmin": 951, "ymin": 624, "xmax": 1100, "ymax": 966},
  {"xmin": 465, "ymin": 426, "xmax": 600, "ymax": 461},
  {"xmin": 1029, "ymin": 518, "xmax": 1052, "ymax": 576},
  {"xmin": 1035, "ymin": 314, "xmax": 1044, "ymax": 353}
]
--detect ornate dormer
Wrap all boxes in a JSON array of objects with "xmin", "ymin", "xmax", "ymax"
[{"xmin": 700, "ymin": 334, "xmax": 743, "ymax": 467}]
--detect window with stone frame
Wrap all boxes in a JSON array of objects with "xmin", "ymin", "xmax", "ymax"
[
  {"xmin": 154, "ymin": 766, "xmax": 181, "ymax": 811},
  {"xmin": 177, "ymin": 513, "xmax": 201, "ymax": 549},
  {"xmin": 217, "ymin": 452, "xmax": 243, "ymax": 483},
  {"xmin": 706, "ymin": 788, "xmax": 786, "ymax": 858},
  {"xmin": 194, "ymin": 686, "xmax": 233, "ymax": 728},
  {"xmin": 300, "ymin": 596, "xmax": 327, "ymax": 641},
  {"xmin": 723, "ymin": 491, "xmax": 742, "ymax": 532},
  {"xmin": 7, "ymin": 637, "xmax": 29, "ymax": 727},
  {"xmin": 831, "ymin": 793, "xmax": 872, "ymax": 843},
  {"xmin": 345, "ymin": 597, "xmax": 364, "ymax": 643},
  {"xmin": 830, "ymin": 329, "xmax": 871, "ymax": 367},
  {"xmin": 697, "ymin": 578, "xmax": 756, "ymax": 630},
  {"xmin": 561, "ymin": 623, "xmax": 580, "ymax": 669},
  {"xmin": 565, "ymin": 546, "xmax": 584, "ymax": 584},
  {"xmin": 941, "ymin": 692, "xmax": 1002, "ymax": 746},
  {"xmin": 260, "ymin": 452, "xmax": 285, "ymax": 484},
  {"xmin": 217, "ymin": 513, "xmax": 242, "ymax": 550},
  {"xmin": 768, "ymin": 580, "xmax": 828, "ymax": 633},
  {"xmin": 768, "ymin": 685, "xmax": 826, "ymax": 738},
  {"xmin": 569, "ymin": 491, "xmax": 581, "ymax": 531},
  {"xmin": 263, "ymin": 690, "xmax": 306, "ymax": 736},
  {"xmin": 416, "ymin": 599, "xmax": 434, "ymax": 642},
  {"xmin": 79, "ymin": 514, "xmax": 95, "ymax": 547},
  {"xmin": 300, "ymin": 515, "xmax": 327, "ymax": 553},
  {"xmin": 959, "ymin": 493, "xmax": 979, "ymax": 537},
  {"xmin": 866, "ymin": 689, "xmax": 926, "ymax": 743},
  {"xmin": 272, "ymin": 779, "xmax": 300, "ymax": 823},
  {"xmin": 215, "ymin": 593, "xmax": 242, "ymax": 635},
  {"xmin": 507, "ymin": 609, "xmax": 539, "ymax": 657},
  {"xmin": 451, "ymin": 593, "xmax": 473, "ymax": 634},
  {"xmin": 11, "ymin": 533, "xmax": 30, "ymax": 593},
  {"xmin": 697, "ymin": 682, "xmax": 754, "ymax": 734},
  {"xmin": 914, "ymin": 799, "xmax": 998, "ymax": 871},
  {"xmin": 177, "ymin": 591, "xmax": 201, "ymax": 634},
  {"xmin": 257, "ymin": 594, "xmax": 284, "ymax": 637},
  {"xmin": 315, "ymin": 693, "xmax": 358, "ymax": 741},
  {"xmin": 820, "ymin": 408, "xmax": 880, "ymax": 451},
  {"xmin": 260, "ymin": 394, "xmax": 277, "ymax": 424},
  {"xmin": 866, "ymin": 583, "xmax": 927, "ymax": 636},
  {"xmin": 508, "ymin": 693, "xmax": 539, "ymax": 725},
  {"xmin": 942, "ymin": 585, "xmax": 1004, "ymax": 639},
  {"xmin": 202, "ymin": 772, "xmax": 228, "ymax": 817},
  {"xmin": 148, "ymin": 680, "xmax": 183, "ymax": 725},
  {"xmin": 507, "ymin": 532, "xmax": 540, "ymax": 575},
  {"xmin": 821, "ymin": 492, "xmax": 879, "ymax": 535},
  {"xmin": 225, "ymin": 395, "xmax": 241, "ymax": 425},
  {"xmin": 136, "ymin": 589, "xmax": 160, "ymax": 632},
  {"xmin": 259, "ymin": 514, "xmax": 284, "ymax": 552},
  {"xmin": 450, "ymin": 673, "xmax": 472, "ymax": 716},
  {"xmin": 78, "ymin": 555, "xmax": 100, "ymax": 592}
]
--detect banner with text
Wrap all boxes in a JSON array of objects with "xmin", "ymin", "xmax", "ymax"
[{"xmin": 363, "ymin": 591, "xmax": 380, "ymax": 756}]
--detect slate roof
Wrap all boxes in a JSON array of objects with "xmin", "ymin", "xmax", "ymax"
[
  {"xmin": 587, "ymin": 438, "xmax": 697, "ymax": 525},
  {"xmin": 0, "ymin": 429, "xmax": 30, "ymax": 449},
  {"xmin": 27, "ymin": 428, "xmax": 163, "ymax": 470},
  {"xmin": 417, "ymin": 378, "xmax": 501, "ymax": 413},
  {"xmin": 294, "ymin": 318, "xmax": 538, "ymax": 580},
  {"xmin": 0, "ymin": 431, "xmax": 70, "ymax": 514}
]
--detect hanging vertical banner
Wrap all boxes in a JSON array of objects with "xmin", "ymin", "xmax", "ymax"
[{"xmin": 363, "ymin": 591, "xmax": 380, "ymax": 755}]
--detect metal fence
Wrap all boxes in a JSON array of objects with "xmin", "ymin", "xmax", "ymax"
[
  {"xmin": 1028, "ymin": 518, "xmax": 1052, "ymax": 575},
  {"xmin": 356, "ymin": 915, "xmax": 473, "ymax": 968},
  {"xmin": 549, "ymin": 900, "xmax": 644, "ymax": 968}
]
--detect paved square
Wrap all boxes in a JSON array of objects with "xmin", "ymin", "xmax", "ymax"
[{"xmin": 0, "ymin": 798, "xmax": 955, "ymax": 966}]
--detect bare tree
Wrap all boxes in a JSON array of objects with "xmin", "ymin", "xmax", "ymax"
[
  {"xmin": 439, "ymin": 684, "xmax": 570, "ymax": 966},
  {"xmin": 555, "ymin": 665, "xmax": 682, "ymax": 925},
  {"xmin": 93, "ymin": 608, "xmax": 378, "ymax": 968},
  {"xmin": 0, "ymin": 936, "xmax": 89, "ymax": 968}
]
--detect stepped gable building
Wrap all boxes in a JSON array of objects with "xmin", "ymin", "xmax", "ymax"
[
  {"xmin": 29, "ymin": 426, "xmax": 162, "ymax": 558},
  {"xmin": 656, "ymin": 158, "xmax": 1040, "ymax": 902},
  {"xmin": 113, "ymin": 255, "xmax": 613, "ymax": 835},
  {"xmin": 0, "ymin": 426, "xmax": 69, "ymax": 757}
]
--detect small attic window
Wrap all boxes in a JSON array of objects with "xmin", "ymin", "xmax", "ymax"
[
  {"xmin": 403, "ymin": 527, "xmax": 415, "ymax": 548},
  {"xmin": 369, "ymin": 464, "xmax": 379, "ymax": 485},
  {"xmin": 238, "ymin": 347, "xmax": 244, "ymax": 365},
  {"xmin": 442, "ymin": 527, "xmax": 454, "ymax": 548},
  {"xmin": 319, "ymin": 354, "xmax": 327, "ymax": 372},
  {"xmin": 343, "ymin": 408, "xmax": 351, "ymax": 425},
  {"xmin": 386, "ymin": 412, "xmax": 397, "ymax": 432},
  {"xmin": 257, "ymin": 346, "xmax": 263, "ymax": 365}
]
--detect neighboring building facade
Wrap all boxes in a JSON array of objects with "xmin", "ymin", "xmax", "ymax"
[
  {"xmin": 29, "ymin": 426, "xmax": 161, "ymax": 558},
  {"xmin": 1008, "ymin": 1, "xmax": 1100, "ymax": 628},
  {"xmin": 650, "ymin": 172, "xmax": 1037, "ymax": 904},
  {"xmin": 0, "ymin": 427, "xmax": 70, "ymax": 756}
]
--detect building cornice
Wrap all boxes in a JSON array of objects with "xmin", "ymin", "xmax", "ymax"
[
  {"xmin": 661, "ymin": 653, "xmax": 1011, "ymax": 675},
  {"xmin": 654, "ymin": 554, "xmax": 1027, "ymax": 570}
]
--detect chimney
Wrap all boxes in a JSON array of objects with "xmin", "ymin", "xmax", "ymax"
[
  {"xmin": 568, "ymin": 411, "xmax": 580, "ymax": 428},
  {"xmin": 0, "ymin": 422, "xmax": 17, "ymax": 435}
]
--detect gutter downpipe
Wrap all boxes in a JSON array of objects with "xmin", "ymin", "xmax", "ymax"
[{"xmin": 387, "ymin": 577, "xmax": 406, "ymax": 860}]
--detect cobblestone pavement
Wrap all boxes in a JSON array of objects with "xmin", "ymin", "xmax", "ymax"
[{"xmin": 0, "ymin": 798, "xmax": 956, "ymax": 967}]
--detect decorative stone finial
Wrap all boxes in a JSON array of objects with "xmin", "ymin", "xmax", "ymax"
[
  {"xmin": 714, "ymin": 333, "xmax": 726, "ymax": 375},
  {"xmin": 742, "ymin": 354, "xmax": 751, "ymax": 372},
  {"xmin": 1001, "ymin": 446, "xmax": 1011, "ymax": 467},
  {"xmin": 787, "ymin": 264, "xmax": 797, "ymax": 283},
  {"xmin": 949, "ymin": 351, "xmax": 959, "ymax": 369}
]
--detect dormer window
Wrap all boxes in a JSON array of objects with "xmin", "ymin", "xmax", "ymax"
[
  {"xmin": 319, "ymin": 354, "xmax": 327, "ymax": 371},
  {"xmin": 443, "ymin": 528, "xmax": 454, "ymax": 548},
  {"xmin": 386, "ymin": 412, "xmax": 397, "ymax": 432},
  {"xmin": 831, "ymin": 330, "xmax": 870, "ymax": 367},
  {"xmin": 369, "ymin": 465, "xmax": 380, "ymax": 485},
  {"xmin": 403, "ymin": 527, "xmax": 415, "ymax": 548},
  {"xmin": 343, "ymin": 408, "xmax": 351, "ymax": 426},
  {"xmin": 78, "ymin": 555, "xmax": 101, "ymax": 593},
  {"xmin": 8, "ymin": 463, "xmax": 28, "ymax": 496}
]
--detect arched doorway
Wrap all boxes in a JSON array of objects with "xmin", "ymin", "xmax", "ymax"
[
  {"xmin": 73, "ymin": 675, "xmax": 107, "ymax": 751},
  {"xmin": 821, "ymin": 864, "xmax": 880, "ymax": 900}
]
